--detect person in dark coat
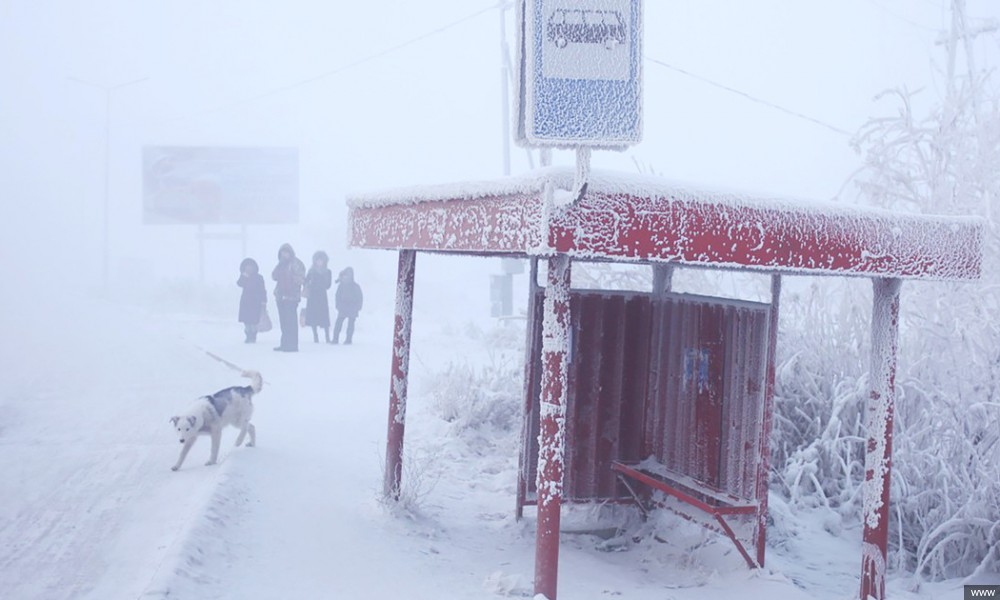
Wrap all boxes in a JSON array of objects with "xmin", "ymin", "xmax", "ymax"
[
  {"xmin": 331, "ymin": 266, "xmax": 363, "ymax": 345},
  {"xmin": 237, "ymin": 258, "xmax": 266, "ymax": 343},
  {"xmin": 272, "ymin": 243, "xmax": 306, "ymax": 352},
  {"xmin": 303, "ymin": 250, "xmax": 332, "ymax": 343}
]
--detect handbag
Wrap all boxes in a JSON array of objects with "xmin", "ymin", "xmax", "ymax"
[{"xmin": 257, "ymin": 306, "xmax": 273, "ymax": 333}]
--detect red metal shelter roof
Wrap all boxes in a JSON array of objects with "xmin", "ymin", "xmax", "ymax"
[{"xmin": 348, "ymin": 168, "xmax": 984, "ymax": 281}]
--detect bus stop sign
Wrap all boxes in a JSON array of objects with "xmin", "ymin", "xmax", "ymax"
[{"xmin": 516, "ymin": 0, "xmax": 643, "ymax": 149}]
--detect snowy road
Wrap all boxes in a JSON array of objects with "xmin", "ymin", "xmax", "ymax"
[
  {"xmin": 0, "ymin": 298, "xmax": 955, "ymax": 600},
  {"xmin": 146, "ymin": 313, "xmax": 536, "ymax": 599},
  {"xmin": 0, "ymin": 306, "xmax": 237, "ymax": 600}
]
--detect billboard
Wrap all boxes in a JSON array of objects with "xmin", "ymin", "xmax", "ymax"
[
  {"xmin": 516, "ymin": 0, "xmax": 643, "ymax": 148},
  {"xmin": 143, "ymin": 146, "xmax": 299, "ymax": 224}
]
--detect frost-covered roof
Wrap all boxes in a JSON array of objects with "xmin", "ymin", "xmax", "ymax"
[{"xmin": 348, "ymin": 167, "xmax": 984, "ymax": 281}]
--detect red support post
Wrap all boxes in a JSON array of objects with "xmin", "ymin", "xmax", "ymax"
[
  {"xmin": 860, "ymin": 278, "xmax": 901, "ymax": 600},
  {"xmin": 384, "ymin": 250, "xmax": 416, "ymax": 500},
  {"xmin": 534, "ymin": 254, "xmax": 572, "ymax": 600},
  {"xmin": 753, "ymin": 274, "xmax": 781, "ymax": 568}
]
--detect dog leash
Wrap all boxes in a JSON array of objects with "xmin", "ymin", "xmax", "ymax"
[
  {"xmin": 202, "ymin": 348, "xmax": 243, "ymax": 372},
  {"xmin": 197, "ymin": 346, "xmax": 271, "ymax": 387}
]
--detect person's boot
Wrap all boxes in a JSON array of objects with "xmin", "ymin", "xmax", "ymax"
[
  {"xmin": 249, "ymin": 331, "xmax": 257, "ymax": 343},
  {"xmin": 324, "ymin": 328, "xmax": 331, "ymax": 344},
  {"xmin": 244, "ymin": 331, "xmax": 252, "ymax": 343},
  {"xmin": 312, "ymin": 327, "xmax": 319, "ymax": 343}
]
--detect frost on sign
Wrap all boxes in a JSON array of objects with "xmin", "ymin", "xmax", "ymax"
[
  {"xmin": 516, "ymin": 0, "xmax": 643, "ymax": 148},
  {"xmin": 542, "ymin": 2, "xmax": 630, "ymax": 80}
]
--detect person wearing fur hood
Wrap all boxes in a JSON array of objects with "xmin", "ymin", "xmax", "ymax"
[
  {"xmin": 303, "ymin": 250, "xmax": 332, "ymax": 343},
  {"xmin": 237, "ymin": 258, "xmax": 267, "ymax": 343},
  {"xmin": 271, "ymin": 243, "xmax": 305, "ymax": 352}
]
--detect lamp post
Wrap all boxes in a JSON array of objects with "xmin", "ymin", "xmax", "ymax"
[{"xmin": 67, "ymin": 76, "xmax": 147, "ymax": 293}]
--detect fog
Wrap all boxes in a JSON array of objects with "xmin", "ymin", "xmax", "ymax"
[
  {"xmin": 5, "ymin": 4, "xmax": 1000, "ymax": 597},
  {"xmin": 1, "ymin": 0, "xmax": 995, "ymax": 316}
]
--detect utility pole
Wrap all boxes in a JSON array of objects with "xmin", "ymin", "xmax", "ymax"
[
  {"xmin": 67, "ymin": 76, "xmax": 147, "ymax": 293},
  {"xmin": 500, "ymin": 1, "xmax": 513, "ymax": 178},
  {"xmin": 936, "ymin": 0, "xmax": 996, "ymax": 215},
  {"xmin": 495, "ymin": 1, "xmax": 522, "ymax": 319},
  {"xmin": 942, "ymin": 0, "xmax": 996, "ymax": 105}
]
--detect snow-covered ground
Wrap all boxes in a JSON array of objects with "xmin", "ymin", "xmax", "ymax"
[{"xmin": 0, "ymin": 290, "xmax": 976, "ymax": 600}]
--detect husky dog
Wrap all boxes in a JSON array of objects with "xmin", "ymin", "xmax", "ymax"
[{"xmin": 170, "ymin": 370, "xmax": 262, "ymax": 471}]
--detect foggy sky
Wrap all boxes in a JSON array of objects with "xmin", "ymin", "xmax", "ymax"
[{"xmin": 1, "ymin": 0, "xmax": 997, "ymax": 302}]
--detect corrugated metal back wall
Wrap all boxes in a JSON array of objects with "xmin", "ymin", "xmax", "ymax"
[{"xmin": 523, "ymin": 288, "xmax": 769, "ymax": 504}]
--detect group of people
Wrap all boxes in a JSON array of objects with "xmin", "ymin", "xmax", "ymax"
[{"xmin": 236, "ymin": 243, "xmax": 364, "ymax": 352}]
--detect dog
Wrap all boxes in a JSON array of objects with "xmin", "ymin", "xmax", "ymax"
[{"xmin": 170, "ymin": 370, "xmax": 262, "ymax": 471}]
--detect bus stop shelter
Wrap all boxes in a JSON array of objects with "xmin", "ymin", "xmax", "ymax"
[{"xmin": 347, "ymin": 167, "xmax": 983, "ymax": 600}]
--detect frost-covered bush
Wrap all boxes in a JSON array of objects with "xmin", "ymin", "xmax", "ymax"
[
  {"xmin": 846, "ymin": 69, "xmax": 1000, "ymax": 579},
  {"xmin": 771, "ymin": 274, "xmax": 1000, "ymax": 581},
  {"xmin": 770, "ymin": 278, "xmax": 871, "ymax": 512},
  {"xmin": 425, "ymin": 327, "xmax": 524, "ymax": 434},
  {"xmin": 888, "ymin": 282, "xmax": 1000, "ymax": 579},
  {"xmin": 766, "ymin": 46, "xmax": 1000, "ymax": 580}
]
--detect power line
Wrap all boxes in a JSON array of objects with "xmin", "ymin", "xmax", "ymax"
[
  {"xmin": 868, "ymin": 0, "xmax": 941, "ymax": 32},
  {"xmin": 163, "ymin": 2, "xmax": 500, "ymax": 124},
  {"xmin": 644, "ymin": 55, "xmax": 853, "ymax": 137}
]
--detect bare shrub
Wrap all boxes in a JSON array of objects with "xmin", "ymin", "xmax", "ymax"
[
  {"xmin": 377, "ymin": 445, "xmax": 441, "ymax": 516},
  {"xmin": 425, "ymin": 328, "xmax": 524, "ymax": 435}
]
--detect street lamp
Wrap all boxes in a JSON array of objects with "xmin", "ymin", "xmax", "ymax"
[{"xmin": 67, "ymin": 76, "xmax": 147, "ymax": 293}]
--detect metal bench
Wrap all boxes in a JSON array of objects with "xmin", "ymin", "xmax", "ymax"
[{"xmin": 611, "ymin": 460, "xmax": 760, "ymax": 568}]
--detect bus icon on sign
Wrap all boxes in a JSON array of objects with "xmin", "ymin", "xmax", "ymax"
[{"xmin": 547, "ymin": 9, "xmax": 627, "ymax": 50}]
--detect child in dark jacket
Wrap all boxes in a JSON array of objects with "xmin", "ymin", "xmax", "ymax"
[
  {"xmin": 237, "ymin": 258, "xmax": 267, "ymax": 343},
  {"xmin": 331, "ymin": 267, "xmax": 363, "ymax": 345},
  {"xmin": 303, "ymin": 251, "xmax": 333, "ymax": 343}
]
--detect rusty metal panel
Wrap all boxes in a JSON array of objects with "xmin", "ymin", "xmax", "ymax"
[
  {"xmin": 521, "ymin": 289, "xmax": 544, "ymax": 506},
  {"xmin": 516, "ymin": 260, "xmax": 543, "ymax": 518},
  {"xmin": 521, "ymin": 288, "xmax": 768, "ymax": 505},
  {"xmin": 524, "ymin": 289, "xmax": 652, "ymax": 502},
  {"xmin": 695, "ymin": 302, "xmax": 725, "ymax": 488},
  {"xmin": 650, "ymin": 294, "xmax": 769, "ymax": 500},
  {"xmin": 718, "ymin": 305, "xmax": 769, "ymax": 501}
]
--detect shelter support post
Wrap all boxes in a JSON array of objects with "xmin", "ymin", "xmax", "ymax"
[
  {"xmin": 860, "ymin": 278, "xmax": 901, "ymax": 600},
  {"xmin": 517, "ymin": 257, "xmax": 541, "ymax": 520},
  {"xmin": 651, "ymin": 263, "xmax": 673, "ymax": 296},
  {"xmin": 534, "ymin": 254, "xmax": 572, "ymax": 600},
  {"xmin": 643, "ymin": 263, "xmax": 674, "ymax": 457},
  {"xmin": 753, "ymin": 274, "xmax": 781, "ymax": 567},
  {"xmin": 383, "ymin": 250, "xmax": 416, "ymax": 500}
]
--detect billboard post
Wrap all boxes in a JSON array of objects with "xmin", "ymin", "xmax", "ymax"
[{"xmin": 142, "ymin": 146, "xmax": 299, "ymax": 289}]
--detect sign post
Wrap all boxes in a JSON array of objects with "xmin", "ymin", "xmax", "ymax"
[{"xmin": 514, "ymin": 3, "xmax": 641, "ymax": 597}]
